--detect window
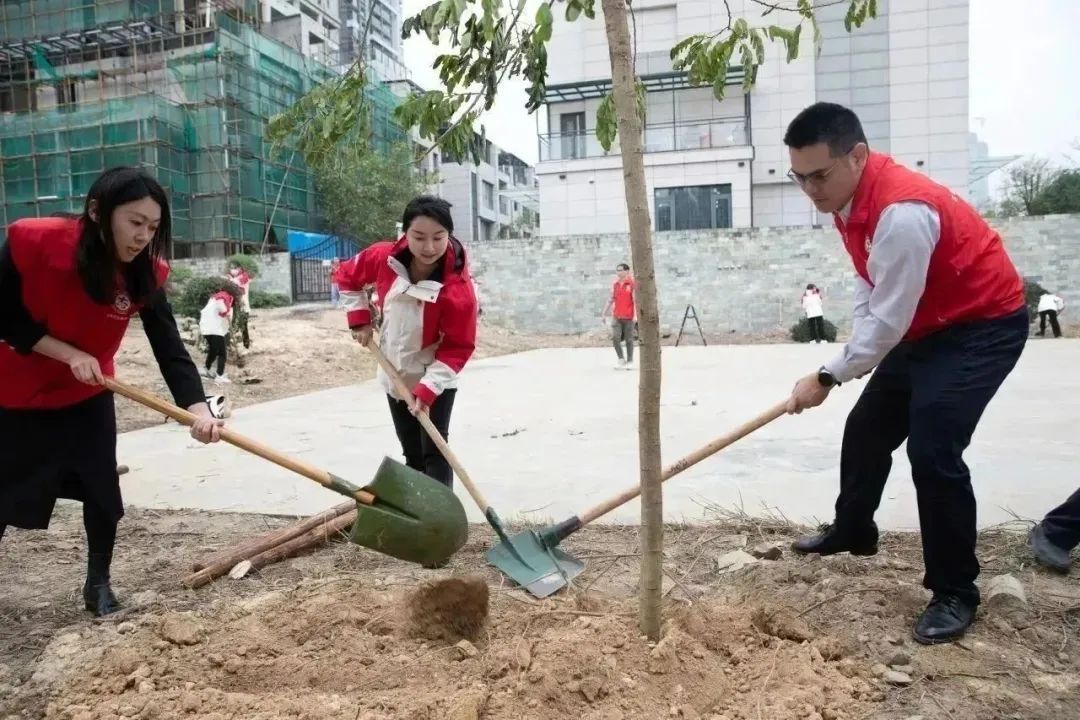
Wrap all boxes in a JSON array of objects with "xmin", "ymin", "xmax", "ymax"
[
  {"xmin": 654, "ymin": 184, "xmax": 733, "ymax": 231},
  {"xmin": 499, "ymin": 195, "xmax": 509, "ymax": 215},
  {"xmin": 482, "ymin": 181, "xmax": 495, "ymax": 210},
  {"xmin": 56, "ymin": 80, "xmax": 77, "ymax": 111},
  {"xmin": 480, "ymin": 218, "xmax": 495, "ymax": 241},
  {"xmin": 560, "ymin": 112, "xmax": 586, "ymax": 160}
]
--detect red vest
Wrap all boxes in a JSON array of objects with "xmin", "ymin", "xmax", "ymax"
[
  {"xmin": 836, "ymin": 152, "xmax": 1024, "ymax": 341},
  {"xmin": 0, "ymin": 217, "xmax": 169, "ymax": 410}
]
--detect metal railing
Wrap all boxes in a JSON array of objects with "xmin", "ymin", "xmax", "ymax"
[{"xmin": 538, "ymin": 119, "xmax": 748, "ymax": 162}]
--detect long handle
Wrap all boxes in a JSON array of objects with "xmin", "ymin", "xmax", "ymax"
[
  {"xmin": 573, "ymin": 401, "xmax": 788, "ymax": 530},
  {"xmin": 366, "ymin": 344, "xmax": 492, "ymax": 513},
  {"xmin": 104, "ymin": 378, "xmax": 376, "ymax": 505}
]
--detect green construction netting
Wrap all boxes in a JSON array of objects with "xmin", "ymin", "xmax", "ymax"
[{"xmin": 0, "ymin": 12, "xmax": 406, "ymax": 250}]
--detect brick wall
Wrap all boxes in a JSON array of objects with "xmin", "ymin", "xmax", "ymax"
[
  {"xmin": 170, "ymin": 252, "xmax": 293, "ymax": 299},
  {"xmin": 468, "ymin": 214, "xmax": 1080, "ymax": 335}
]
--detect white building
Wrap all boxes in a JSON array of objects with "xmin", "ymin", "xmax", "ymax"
[
  {"xmin": 536, "ymin": 0, "xmax": 971, "ymax": 234},
  {"xmin": 338, "ymin": 0, "xmax": 404, "ymax": 77},
  {"xmin": 261, "ymin": 0, "xmax": 341, "ymax": 65}
]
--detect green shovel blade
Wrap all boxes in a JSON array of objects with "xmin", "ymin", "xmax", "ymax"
[
  {"xmin": 485, "ymin": 530, "xmax": 585, "ymax": 598},
  {"xmin": 349, "ymin": 457, "xmax": 468, "ymax": 567}
]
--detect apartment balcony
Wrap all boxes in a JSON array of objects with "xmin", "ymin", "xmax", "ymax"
[{"xmin": 538, "ymin": 118, "xmax": 749, "ymax": 163}]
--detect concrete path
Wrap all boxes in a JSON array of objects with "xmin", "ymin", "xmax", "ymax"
[{"xmin": 118, "ymin": 340, "xmax": 1078, "ymax": 531}]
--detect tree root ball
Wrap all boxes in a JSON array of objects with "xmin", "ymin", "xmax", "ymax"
[{"xmin": 405, "ymin": 575, "xmax": 489, "ymax": 643}]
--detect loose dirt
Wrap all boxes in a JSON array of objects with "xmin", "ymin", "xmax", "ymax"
[{"xmin": 2, "ymin": 507, "xmax": 1077, "ymax": 720}]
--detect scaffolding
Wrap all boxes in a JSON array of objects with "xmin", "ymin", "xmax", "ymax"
[{"xmin": 0, "ymin": 0, "xmax": 407, "ymax": 256}]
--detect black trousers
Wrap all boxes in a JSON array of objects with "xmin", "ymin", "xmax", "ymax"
[
  {"xmin": 1042, "ymin": 487, "xmax": 1080, "ymax": 551},
  {"xmin": 1038, "ymin": 310, "xmax": 1062, "ymax": 338},
  {"xmin": 834, "ymin": 310, "xmax": 1028, "ymax": 605},
  {"xmin": 386, "ymin": 389, "xmax": 457, "ymax": 488},
  {"xmin": 808, "ymin": 316, "xmax": 825, "ymax": 342},
  {"xmin": 205, "ymin": 335, "xmax": 227, "ymax": 375}
]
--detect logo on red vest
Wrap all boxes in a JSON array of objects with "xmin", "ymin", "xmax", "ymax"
[
  {"xmin": 864, "ymin": 234, "xmax": 873, "ymax": 254},
  {"xmin": 112, "ymin": 292, "xmax": 133, "ymax": 315}
]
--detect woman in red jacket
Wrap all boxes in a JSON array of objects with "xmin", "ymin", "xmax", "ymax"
[
  {"xmin": 339, "ymin": 196, "xmax": 477, "ymax": 488},
  {"xmin": 0, "ymin": 167, "xmax": 224, "ymax": 616}
]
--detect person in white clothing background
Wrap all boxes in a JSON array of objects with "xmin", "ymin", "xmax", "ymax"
[
  {"xmin": 199, "ymin": 289, "xmax": 234, "ymax": 383},
  {"xmin": 801, "ymin": 283, "xmax": 826, "ymax": 343},
  {"xmin": 1037, "ymin": 291, "xmax": 1065, "ymax": 338}
]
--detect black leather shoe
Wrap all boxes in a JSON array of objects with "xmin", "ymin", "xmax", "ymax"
[
  {"xmin": 792, "ymin": 523, "xmax": 878, "ymax": 556},
  {"xmin": 1030, "ymin": 522, "xmax": 1071, "ymax": 573},
  {"xmin": 83, "ymin": 552, "xmax": 120, "ymax": 617},
  {"xmin": 913, "ymin": 593, "xmax": 975, "ymax": 645}
]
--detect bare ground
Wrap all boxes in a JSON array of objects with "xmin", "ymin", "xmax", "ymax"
[
  {"xmin": 1, "ymin": 506, "xmax": 1077, "ymax": 720},
  {"xmin": 3, "ymin": 307, "xmax": 1077, "ymax": 719}
]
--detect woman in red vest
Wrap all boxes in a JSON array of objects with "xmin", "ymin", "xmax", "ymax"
[
  {"xmin": 0, "ymin": 167, "xmax": 224, "ymax": 616},
  {"xmin": 780, "ymin": 104, "xmax": 1027, "ymax": 645}
]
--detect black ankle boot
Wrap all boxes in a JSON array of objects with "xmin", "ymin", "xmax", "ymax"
[{"xmin": 83, "ymin": 552, "xmax": 120, "ymax": 617}]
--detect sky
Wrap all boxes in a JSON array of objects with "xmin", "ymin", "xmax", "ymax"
[{"xmin": 401, "ymin": 0, "xmax": 1079, "ymax": 175}]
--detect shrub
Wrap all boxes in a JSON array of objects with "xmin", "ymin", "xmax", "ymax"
[
  {"xmin": 790, "ymin": 317, "xmax": 839, "ymax": 343},
  {"xmin": 227, "ymin": 253, "xmax": 261, "ymax": 278},
  {"xmin": 165, "ymin": 265, "xmax": 194, "ymax": 296},
  {"xmin": 1023, "ymin": 278, "xmax": 1048, "ymax": 322},
  {"xmin": 249, "ymin": 289, "xmax": 291, "ymax": 309}
]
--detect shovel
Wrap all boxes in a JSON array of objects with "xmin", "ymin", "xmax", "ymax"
[
  {"xmin": 104, "ymin": 378, "xmax": 468, "ymax": 567},
  {"xmin": 366, "ymin": 344, "xmax": 582, "ymax": 595},
  {"xmin": 498, "ymin": 400, "xmax": 789, "ymax": 597}
]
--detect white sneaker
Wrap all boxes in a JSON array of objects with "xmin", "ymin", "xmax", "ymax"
[
  {"xmin": 215, "ymin": 373, "xmax": 232, "ymax": 384},
  {"xmin": 615, "ymin": 359, "xmax": 627, "ymax": 370},
  {"xmin": 624, "ymin": 360, "xmax": 635, "ymax": 370}
]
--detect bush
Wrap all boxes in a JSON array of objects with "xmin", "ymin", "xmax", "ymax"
[
  {"xmin": 165, "ymin": 265, "xmax": 195, "ymax": 297},
  {"xmin": 790, "ymin": 317, "xmax": 838, "ymax": 343},
  {"xmin": 173, "ymin": 276, "xmax": 244, "ymax": 320},
  {"xmin": 1023, "ymin": 279, "xmax": 1048, "ymax": 322},
  {"xmin": 228, "ymin": 253, "xmax": 261, "ymax": 278},
  {"xmin": 249, "ymin": 289, "xmax": 291, "ymax": 309}
]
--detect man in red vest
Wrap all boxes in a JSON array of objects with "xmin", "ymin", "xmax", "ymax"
[{"xmin": 781, "ymin": 103, "xmax": 1028, "ymax": 644}]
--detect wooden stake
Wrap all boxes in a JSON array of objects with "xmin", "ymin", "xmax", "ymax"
[
  {"xmin": 183, "ymin": 507, "xmax": 356, "ymax": 588},
  {"xmin": 189, "ymin": 501, "xmax": 355, "ymax": 572}
]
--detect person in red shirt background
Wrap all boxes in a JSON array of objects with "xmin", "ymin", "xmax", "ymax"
[
  {"xmin": 781, "ymin": 103, "xmax": 1028, "ymax": 644},
  {"xmin": 601, "ymin": 262, "xmax": 636, "ymax": 369},
  {"xmin": 340, "ymin": 196, "xmax": 477, "ymax": 493},
  {"xmin": 0, "ymin": 167, "xmax": 224, "ymax": 616}
]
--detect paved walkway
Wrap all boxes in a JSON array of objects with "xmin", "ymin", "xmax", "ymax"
[{"xmin": 118, "ymin": 340, "xmax": 1079, "ymax": 531}]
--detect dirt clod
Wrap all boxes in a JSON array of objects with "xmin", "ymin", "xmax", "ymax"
[
  {"xmin": 158, "ymin": 613, "xmax": 204, "ymax": 646},
  {"xmin": 751, "ymin": 606, "xmax": 814, "ymax": 642},
  {"xmin": 405, "ymin": 575, "xmax": 489, "ymax": 642}
]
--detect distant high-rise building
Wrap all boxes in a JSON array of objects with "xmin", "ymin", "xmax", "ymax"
[{"xmin": 338, "ymin": 0, "xmax": 404, "ymax": 77}]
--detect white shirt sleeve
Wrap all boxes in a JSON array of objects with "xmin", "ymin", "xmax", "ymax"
[{"xmin": 824, "ymin": 202, "xmax": 941, "ymax": 383}]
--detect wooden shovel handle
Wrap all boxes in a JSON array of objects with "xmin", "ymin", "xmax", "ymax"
[
  {"xmin": 575, "ymin": 400, "xmax": 789, "ymax": 526},
  {"xmin": 367, "ymin": 343, "xmax": 492, "ymax": 513},
  {"xmin": 103, "ymin": 378, "xmax": 375, "ymax": 505}
]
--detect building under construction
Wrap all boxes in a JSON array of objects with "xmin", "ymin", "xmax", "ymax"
[{"xmin": 0, "ymin": 0, "xmax": 406, "ymax": 257}]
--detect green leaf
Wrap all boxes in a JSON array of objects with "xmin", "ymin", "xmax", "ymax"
[
  {"xmin": 868, "ymin": 0, "xmax": 878, "ymax": 18},
  {"xmin": 751, "ymin": 31, "xmax": 765, "ymax": 64},
  {"xmin": 536, "ymin": 3, "xmax": 553, "ymax": 42},
  {"xmin": 733, "ymin": 18, "xmax": 748, "ymax": 38},
  {"xmin": 787, "ymin": 23, "xmax": 802, "ymax": 62},
  {"xmin": 566, "ymin": 1, "xmax": 581, "ymax": 22},
  {"xmin": 669, "ymin": 34, "xmax": 697, "ymax": 61},
  {"xmin": 596, "ymin": 93, "xmax": 616, "ymax": 151},
  {"xmin": 712, "ymin": 74, "xmax": 726, "ymax": 101}
]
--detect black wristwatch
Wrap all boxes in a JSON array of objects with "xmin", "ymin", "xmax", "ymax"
[{"xmin": 817, "ymin": 367, "xmax": 840, "ymax": 388}]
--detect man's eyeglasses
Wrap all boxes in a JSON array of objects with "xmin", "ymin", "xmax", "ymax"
[{"xmin": 786, "ymin": 146, "xmax": 857, "ymax": 188}]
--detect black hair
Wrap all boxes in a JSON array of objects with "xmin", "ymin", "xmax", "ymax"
[
  {"xmin": 76, "ymin": 166, "xmax": 171, "ymax": 305},
  {"xmin": 806, "ymin": 283, "xmax": 816, "ymax": 290},
  {"xmin": 616, "ymin": 263, "xmax": 630, "ymax": 271},
  {"xmin": 783, "ymin": 102, "xmax": 868, "ymax": 156},
  {"xmin": 402, "ymin": 195, "xmax": 454, "ymax": 235}
]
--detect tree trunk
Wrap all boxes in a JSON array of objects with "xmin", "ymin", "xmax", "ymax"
[{"xmin": 600, "ymin": 0, "xmax": 664, "ymax": 641}]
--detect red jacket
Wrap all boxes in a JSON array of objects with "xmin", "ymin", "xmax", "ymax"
[
  {"xmin": 0, "ymin": 217, "xmax": 168, "ymax": 410},
  {"xmin": 338, "ymin": 236, "xmax": 477, "ymax": 406},
  {"xmin": 837, "ymin": 152, "xmax": 1024, "ymax": 341}
]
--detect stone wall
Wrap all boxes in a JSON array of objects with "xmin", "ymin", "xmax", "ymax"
[
  {"xmin": 170, "ymin": 252, "xmax": 293, "ymax": 298},
  {"xmin": 468, "ymin": 214, "xmax": 1080, "ymax": 335}
]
